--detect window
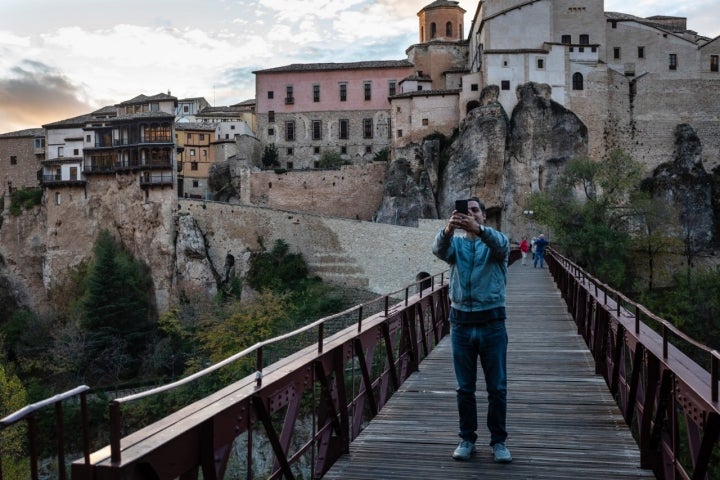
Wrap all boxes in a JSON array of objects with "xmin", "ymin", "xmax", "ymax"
[
  {"xmin": 35, "ymin": 138, "xmax": 45, "ymax": 148},
  {"xmin": 285, "ymin": 85, "xmax": 294, "ymax": 104},
  {"xmin": 199, "ymin": 134, "xmax": 205, "ymax": 141},
  {"xmin": 365, "ymin": 146, "xmax": 372, "ymax": 154},
  {"xmin": 417, "ymin": 85, "xmax": 423, "ymax": 91},
  {"xmin": 202, "ymin": 150, "xmax": 207, "ymax": 157},
  {"xmin": 285, "ymin": 121, "xmax": 295, "ymax": 141},
  {"xmin": 314, "ymin": 147, "xmax": 320, "ymax": 154},
  {"xmin": 501, "ymin": 80, "xmax": 510, "ymax": 90},
  {"xmin": 10, "ymin": 155, "xmax": 17, "ymax": 165},
  {"xmin": 638, "ymin": 46, "xmax": 645, "ymax": 59},
  {"xmin": 230, "ymin": 125, "xmax": 235, "ymax": 130},
  {"xmin": 711, "ymin": 55, "xmax": 719, "ymax": 72},
  {"xmin": 389, "ymin": 80, "xmax": 396, "ymax": 96},
  {"xmin": 446, "ymin": 22, "xmax": 452, "ymax": 37},
  {"xmin": 572, "ymin": 72, "xmax": 584, "ymax": 90},
  {"xmin": 431, "ymin": 22, "xmax": 436, "ymax": 38},
  {"xmin": 183, "ymin": 105, "xmax": 189, "ymax": 113},
  {"xmin": 341, "ymin": 146, "xmax": 347, "ymax": 154},
  {"xmin": 190, "ymin": 149, "xmax": 196, "ymax": 156},
  {"xmin": 364, "ymin": 81, "xmax": 372, "ymax": 101},
  {"xmin": 313, "ymin": 84, "xmax": 320, "ymax": 102},
  {"xmin": 73, "ymin": 148, "xmax": 79, "ymax": 156},
  {"xmin": 537, "ymin": 58, "xmax": 544, "ymax": 69},
  {"xmin": 561, "ymin": 34, "xmax": 571, "ymax": 44},
  {"xmin": 363, "ymin": 118, "xmax": 373, "ymax": 139},
  {"xmin": 187, "ymin": 133, "xmax": 192, "ymax": 142},
  {"xmin": 268, "ymin": 111, "xmax": 275, "ymax": 123},
  {"xmin": 339, "ymin": 119, "xmax": 349, "ymax": 140},
  {"xmin": 314, "ymin": 160, "xmax": 320, "ymax": 168},
  {"xmin": 192, "ymin": 180, "xmax": 199, "ymax": 188},
  {"xmin": 55, "ymin": 192, "xmax": 61, "ymax": 205},
  {"xmin": 397, "ymin": 129, "xmax": 403, "ymax": 138},
  {"xmin": 422, "ymin": 118, "xmax": 429, "ymax": 126},
  {"xmin": 579, "ymin": 34, "xmax": 589, "ymax": 45},
  {"xmin": 58, "ymin": 146, "xmax": 64, "ymax": 157},
  {"xmin": 471, "ymin": 84, "xmax": 478, "ymax": 91},
  {"xmin": 267, "ymin": 91, "xmax": 274, "ymax": 99},
  {"xmin": 268, "ymin": 128, "xmax": 275, "ymax": 136},
  {"xmin": 669, "ymin": 53, "xmax": 677, "ymax": 70},
  {"xmin": 312, "ymin": 120, "xmax": 322, "ymax": 140},
  {"xmin": 339, "ymin": 83, "xmax": 347, "ymax": 101},
  {"xmin": 613, "ymin": 47, "xmax": 621, "ymax": 60},
  {"xmin": 86, "ymin": 135, "xmax": 91, "ymax": 143},
  {"xmin": 286, "ymin": 161, "xmax": 293, "ymax": 169}
]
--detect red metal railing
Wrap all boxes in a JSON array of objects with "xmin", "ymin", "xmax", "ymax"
[
  {"xmin": 70, "ymin": 272, "xmax": 450, "ymax": 479},
  {"xmin": 548, "ymin": 249, "xmax": 720, "ymax": 479},
  {"xmin": 0, "ymin": 385, "xmax": 91, "ymax": 480}
]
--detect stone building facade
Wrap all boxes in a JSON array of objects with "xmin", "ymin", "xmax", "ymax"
[
  {"xmin": 0, "ymin": 128, "xmax": 45, "ymax": 195},
  {"xmin": 253, "ymin": 61, "xmax": 414, "ymax": 169}
]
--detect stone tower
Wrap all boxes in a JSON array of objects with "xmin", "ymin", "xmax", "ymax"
[{"xmin": 418, "ymin": 0, "xmax": 465, "ymax": 43}]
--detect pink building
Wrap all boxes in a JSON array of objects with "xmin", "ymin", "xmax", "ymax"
[{"xmin": 254, "ymin": 61, "xmax": 414, "ymax": 169}]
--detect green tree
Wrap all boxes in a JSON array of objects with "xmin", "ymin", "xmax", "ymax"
[
  {"xmin": 194, "ymin": 290, "xmax": 291, "ymax": 382},
  {"xmin": 527, "ymin": 151, "xmax": 643, "ymax": 289},
  {"xmin": 319, "ymin": 150, "xmax": 343, "ymax": 169},
  {"xmin": 0, "ymin": 360, "xmax": 31, "ymax": 479},
  {"xmin": 246, "ymin": 239, "xmax": 308, "ymax": 292},
  {"xmin": 81, "ymin": 230, "xmax": 156, "ymax": 383},
  {"xmin": 261, "ymin": 143, "xmax": 280, "ymax": 168}
]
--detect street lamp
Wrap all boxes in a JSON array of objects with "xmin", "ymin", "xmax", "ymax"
[{"xmin": 522, "ymin": 210, "xmax": 535, "ymax": 237}]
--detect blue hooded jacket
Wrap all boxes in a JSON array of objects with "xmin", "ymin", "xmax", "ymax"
[{"xmin": 432, "ymin": 226, "xmax": 509, "ymax": 312}]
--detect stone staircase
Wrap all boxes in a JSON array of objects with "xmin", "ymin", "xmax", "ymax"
[{"xmin": 307, "ymin": 252, "xmax": 370, "ymax": 288}]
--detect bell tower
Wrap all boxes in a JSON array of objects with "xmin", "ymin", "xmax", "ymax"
[{"xmin": 418, "ymin": 0, "xmax": 466, "ymax": 43}]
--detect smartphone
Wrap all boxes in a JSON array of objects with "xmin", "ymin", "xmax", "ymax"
[{"xmin": 454, "ymin": 199, "xmax": 468, "ymax": 215}]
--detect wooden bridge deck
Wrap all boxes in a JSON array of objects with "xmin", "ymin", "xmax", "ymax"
[{"xmin": 323, "ymin": 262, "xmax": 656, "ymax": 479}]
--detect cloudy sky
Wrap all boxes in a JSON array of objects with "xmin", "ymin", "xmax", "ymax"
[{"xmin": 1, "ymin": 0, "xmax": 718, "ymax": 134}]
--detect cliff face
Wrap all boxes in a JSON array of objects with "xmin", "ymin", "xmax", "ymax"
[
  {"xmin": 642, "ymin": 124, "xmax": 716, "ymax": 253},
  {"xmin": 376, "ymin": 82, "xmax": 588, "ymax": 236}
]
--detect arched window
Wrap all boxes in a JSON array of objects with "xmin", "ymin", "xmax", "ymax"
[
  {"xmin": 572, "ymin": 72, "xmax": 584, "ymax": 90},
  {"xmin": 446, "ymin": 22, "xmax": 453, "ymax": 37},
  {"xmin": 431, "ymin": 22, "xmax": 436, "ymax": 38}
]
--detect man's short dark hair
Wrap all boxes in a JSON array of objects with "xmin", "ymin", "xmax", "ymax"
[{"xmin": 469, "ymin": 196, "xmax": 485, "ymax": 212}]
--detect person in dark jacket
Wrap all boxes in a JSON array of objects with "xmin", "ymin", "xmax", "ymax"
[
  {"xmin": 432, "ymin": 197, "xmax": 512, "ymax": 464},
  {"xmin": 533, "ymin": 234, "xmax": 548, "ymax": 268}
]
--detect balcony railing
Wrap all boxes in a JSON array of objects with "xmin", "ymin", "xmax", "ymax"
[
  {"xmin": 84, "ymin": 159, "xmax": 172, "ymax": 174},
  {"xmin": 140, "ymin": 172, "xmax": 174, "ymax": 186}
]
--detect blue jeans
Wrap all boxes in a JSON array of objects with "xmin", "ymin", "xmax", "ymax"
[
  {"xmin": 450, "ymin": 316, "xmax": 508, "ymax": 446},
  {"xmin": 534, "ymin": 251, "xmax": 545, "ymax": 268}
]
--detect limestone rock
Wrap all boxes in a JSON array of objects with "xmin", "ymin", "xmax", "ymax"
[
  {"xmin": 642, "ymin": 123, "xmax": 715, "ymax": 251},
  {"xmin": 175, "ymin": 213, "xmax": 220, "ymax": 297}
]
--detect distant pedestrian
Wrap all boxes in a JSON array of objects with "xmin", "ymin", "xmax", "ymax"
[
  {"xmin": 533, "ymin": 234, "xmax": 548, "ymax": 268},
  {"xmin": 519, "ymin": 238, "xmax": 530, "ymax": 266}
]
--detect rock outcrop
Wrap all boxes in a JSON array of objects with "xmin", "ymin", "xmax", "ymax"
[
  {"xmin": 641, "ymin": 123, "xmax": 715, "ymax": 255},
  {"xmin": 375, "ymin": 82, "xmax": 589, "ymax": 238}
]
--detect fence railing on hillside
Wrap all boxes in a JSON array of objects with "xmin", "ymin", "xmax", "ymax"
[
  {"xmin": 547, "ymin": 249, "xmax": 720, "ymax": 480},
  {"xmin": 66, "ymin": 272, "xmax": 450, "ymax": 479}
]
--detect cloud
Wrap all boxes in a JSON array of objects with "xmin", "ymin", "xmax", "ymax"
[{"xmin": 0, "ymin": 60, "xmax": 93, "ymax": 131}]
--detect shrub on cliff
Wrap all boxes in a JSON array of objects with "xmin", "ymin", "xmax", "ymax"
[{"xmin": 8, "ymin": 188, "xmax": 42, "ymax": 216}]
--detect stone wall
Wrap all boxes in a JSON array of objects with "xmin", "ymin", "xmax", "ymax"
[
  {"xmin": 246, "ymin": 163, "xmax": 387, "ymax": 221},
  {"xmin": 609, "ymin": 75, "xmax": 720, "ymax": 174},
  {"xmin": 178, "ymin": 200, "xmax": 448, "ymax": 296}
]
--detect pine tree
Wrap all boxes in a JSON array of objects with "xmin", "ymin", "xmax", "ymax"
[{"xmin": 81, "ymin": 230, "xmax": 156, "ymax": 382}]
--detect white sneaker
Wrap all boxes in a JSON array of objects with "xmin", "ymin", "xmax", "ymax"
[
  {"xmin": 492, "ymin": 442, "xmax": 512, "ymax": 463},
  {"xmin": 452, "ymin": 440, "xmax": 476, "ymax": 460}
]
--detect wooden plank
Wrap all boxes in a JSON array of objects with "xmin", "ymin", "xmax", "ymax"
[{"xmin": 323, "ymin": 263, "xmax": 655, "ymax": 479}]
